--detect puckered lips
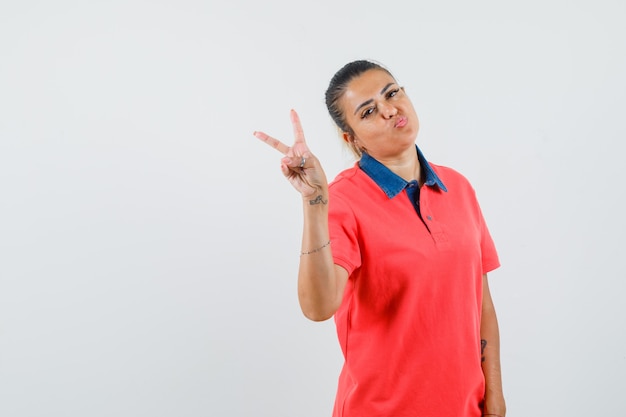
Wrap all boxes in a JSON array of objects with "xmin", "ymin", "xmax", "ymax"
[{"xmin": 394, "ymin": 115, "xmax": 408, "ymax": 128}]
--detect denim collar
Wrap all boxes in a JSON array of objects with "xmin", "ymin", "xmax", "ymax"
[{"xmin": 358, "ymin": 145, "xmax": 447, "ymax": 198}]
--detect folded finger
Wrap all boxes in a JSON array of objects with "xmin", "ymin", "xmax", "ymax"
[{"xmin": 282, "ymin": 152, "xmax": 311, "ymax": 170}]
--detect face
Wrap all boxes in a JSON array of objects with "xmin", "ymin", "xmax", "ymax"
[{"xmin": 340, "ymin": 69, "xmax": 419, "ymax": 159}]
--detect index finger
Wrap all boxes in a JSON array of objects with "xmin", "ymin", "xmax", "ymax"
[
  {"xmin": 253, "ymin": 131, "xmax": 291, "ymax": 155},
  {"xmin": 290, "ymin": 109, "xmax": 307, "ymax": 145}
]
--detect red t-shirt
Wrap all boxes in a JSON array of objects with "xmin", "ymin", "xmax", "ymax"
[{"xmin": 328, "ymin": 158, "xmax": 500, "ymax": 417}]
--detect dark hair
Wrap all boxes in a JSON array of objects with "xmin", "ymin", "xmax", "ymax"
[{"xmin": 325, "ymin": 60, "xmax": 393, "ymax": 136}]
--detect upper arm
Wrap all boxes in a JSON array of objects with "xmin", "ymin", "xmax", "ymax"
[
  {"xmin": 334, "ymin": 264, "xmax": 349, "ymax": 311},
  {"xmin": 482, "ymin": 273, "xmax": 495, "ymax": 312}
]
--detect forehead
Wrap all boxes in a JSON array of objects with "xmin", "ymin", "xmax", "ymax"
[{"xmin": 341, "ymin": 69, "xmax": 397, "ymax": 107}]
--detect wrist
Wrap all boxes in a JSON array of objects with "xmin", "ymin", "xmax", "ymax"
[{"xmin": 302, "ymin": 191, "xmax": 329, "ymax": 207}]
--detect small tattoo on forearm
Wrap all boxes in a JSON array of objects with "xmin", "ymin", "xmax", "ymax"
[
  {"xmin": 309, "ymin": 195, "xmax": 328, "ymax": 205},
  {"xmin": 481, "ymin": 339, "xmax": 487, "ymax": 362}
]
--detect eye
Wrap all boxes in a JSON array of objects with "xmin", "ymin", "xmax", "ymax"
[
  {"xmin": 361, "ymin": 107, "xmax": 375, "ymax": 119},
  {"xmin": 387, "ymin": 88, "xmax": 401, "ymax": 99}
]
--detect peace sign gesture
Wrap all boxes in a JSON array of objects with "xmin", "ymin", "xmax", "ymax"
[{"xmin": 254, "ymin": 109, "xmax": 328, "ymax": 198}]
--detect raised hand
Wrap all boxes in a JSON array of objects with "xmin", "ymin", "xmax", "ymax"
[{"xmin": 254, "ymin": 109, "xmax": 328, "ymax": 198}]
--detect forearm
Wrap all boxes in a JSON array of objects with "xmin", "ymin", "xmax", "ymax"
[
  {"xmin": 297, "ymin": 191, "xmax": 343, "ymax": 321},
  {"xmin": 481, "ymin": 275, "xmax": 506, "ymax": 416},
  {"xmin": 254, "ymin": 110, "xmax": 344, "ymax": 320}
]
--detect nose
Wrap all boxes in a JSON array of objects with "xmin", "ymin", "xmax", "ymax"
[{"xmin": 380, "ymin": 102, "xmax": 398, "ymax": 119}]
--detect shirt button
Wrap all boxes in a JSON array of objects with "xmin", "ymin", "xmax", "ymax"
[{"xmin": 426, "ymin": 215, "xmax": 432, "ymax": 221}]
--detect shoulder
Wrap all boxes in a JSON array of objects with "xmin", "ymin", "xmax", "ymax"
[
  {"xmin": 329, "ymin": 163, "xmax": 366, "ymax": 193},
  {"xmin": 328, "ymin": 163, "xmax": 386, "ymax": 212},
  {"xmin": 429, "ymin": 162, "xmax": 475, "ymax": 192}
]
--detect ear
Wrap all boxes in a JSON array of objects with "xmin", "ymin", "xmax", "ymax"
[{"xmin": 342, "ymin": 131, "xmax": 353, "ymax": 144}]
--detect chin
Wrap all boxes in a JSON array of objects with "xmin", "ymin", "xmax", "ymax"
[{"xmin": 405, "ymin": 125, "xmax": 419, "ymax": 141}]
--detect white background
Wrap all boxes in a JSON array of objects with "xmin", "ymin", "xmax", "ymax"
[{"xmin": 1, "ymin": 0, "xmax": 625, "ymax": 416}]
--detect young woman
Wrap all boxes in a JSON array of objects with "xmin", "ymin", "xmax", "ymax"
[{"xmin": 254, "ymin": 60, "xmax": 506, "ymax": 417}]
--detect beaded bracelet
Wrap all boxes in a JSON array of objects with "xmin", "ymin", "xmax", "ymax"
[{"xmin": 300, "ymin": 240, "xmax": 331, "ymax": 255}]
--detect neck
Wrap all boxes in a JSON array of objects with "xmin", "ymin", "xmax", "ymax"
[{"xmin": 377, "ymin": 152, "xmax": 422, "ymax": 184}]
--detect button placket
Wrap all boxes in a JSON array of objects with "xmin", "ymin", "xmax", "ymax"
[{"xmin": 420, "ymin": 191, "xmax": 449, "ymax": 246}]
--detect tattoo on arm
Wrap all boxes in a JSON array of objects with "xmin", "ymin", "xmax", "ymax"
[
  {"xmin": 309, "ymin": 195, "xmax": 328, "ymax": 205},
  {"xmin": 481, "ymin": 339, "xmax": 487, "ymax": 362}
]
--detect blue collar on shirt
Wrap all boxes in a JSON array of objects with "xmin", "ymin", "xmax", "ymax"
[{"xmin": 358, "ymin": 145, "xmax": 448, "ymax": 198}]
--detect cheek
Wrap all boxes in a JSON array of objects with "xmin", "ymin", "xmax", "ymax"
[{"xmin": 353, "ymin": 124, "xmax": 378, "ymax": 144}]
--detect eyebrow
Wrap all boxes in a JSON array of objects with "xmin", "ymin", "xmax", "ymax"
[{"xmin": 353, "ymin": 82, "xmax": 396, "ymax": 115}]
